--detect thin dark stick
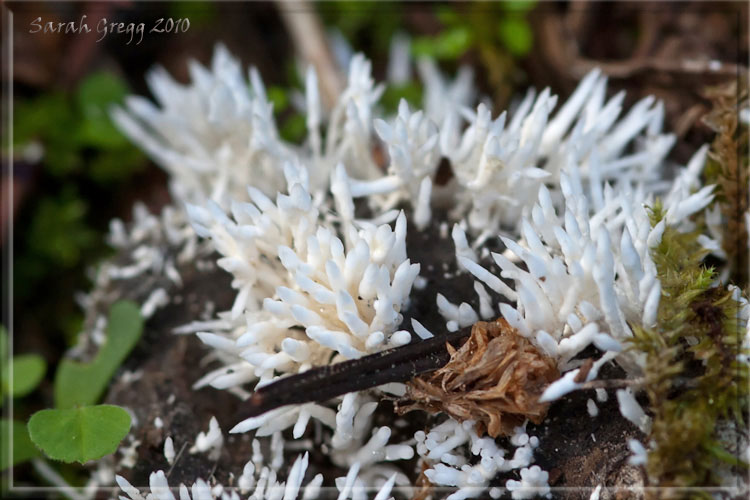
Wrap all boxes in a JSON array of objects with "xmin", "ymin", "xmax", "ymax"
[
  {"xmin": 576, "ymin": 377, "xmax": 645, "ymax": 391},
  {"xmin": 166, "ymin": 441, "xmax": 188, "ymax": 478},
  {"xmin": 236, "ymin": 326, "xmax": 472, "ymax": 421}
]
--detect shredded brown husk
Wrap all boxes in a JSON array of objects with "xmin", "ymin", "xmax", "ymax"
[{"xmin": 395, "ymin": 318, "xmax": 559, "ymax": 438}]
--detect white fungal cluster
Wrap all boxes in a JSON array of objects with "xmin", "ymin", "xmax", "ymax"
[
  {"xmin": 111, "ymin": 45, "xmax": 295, "ymax": 206},
  {"xmin": 506, "ymin": 466, "xmax": 551, "ymax": 500},
  {"xmin": 415, "ymin": 419, "xmax": 540, "ymax": 500},
  {"xmin": 230, "ymin": 393, "xmax": 413, "ymax": 490},
  {"xmin": 185, "ymin": 160, "xmax": 419, "ymax": 382},
  {"xmin": 326, "ymin": 393, "xmax": 414, "ymax": 484},
  {"xmin": 444, "ymin": 69, "xmax": 674, "ymax": 238},
  {"xmin": 452, "ymin": 121, "xmax": 715, "ymax": 468},
  {"xmin": 373, "ymin": 100, "xmax": 441, "ymax": 229},
  {"xmin": 117, "ymin": 434, "xmax": 400, "ymax": 500},
  {"xmin": 460, "ymin": 145, "xmax": 713, "ymax": 382},
  {"xmin": 109, "ymin": 39, "xmax": 746, "ymax": 499}
]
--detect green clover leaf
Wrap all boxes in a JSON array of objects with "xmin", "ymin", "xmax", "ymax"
[{"xmin": 27, "ymin": 406, "xmax": 131, "ymax": 464}]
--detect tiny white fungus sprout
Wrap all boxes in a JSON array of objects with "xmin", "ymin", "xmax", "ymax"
[{"xmin": 189, "ymin": 416, "xmax": 223, "ymax": 460}]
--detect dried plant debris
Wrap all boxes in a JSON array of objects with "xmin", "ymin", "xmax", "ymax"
[
  {"xmin": 703, "ymin": 78, "xmax": 749, "ymax": 287},
  {"xmin": 397, "ymin": 318, "xmax": 559, "ymax": 438}
]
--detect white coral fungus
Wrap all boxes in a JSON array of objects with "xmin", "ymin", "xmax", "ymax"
[
  {"xmin": 111, "ymin": 41, "xmax": 739, "ymax": 500},
  {"xmin": 415, "ymin": 420, "xmax": 539, "ymax": 500}
]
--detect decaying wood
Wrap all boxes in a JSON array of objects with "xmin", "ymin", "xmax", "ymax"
[{"xmin": 396, "ymin": 318, "xmax": 559, "ymax": 438}]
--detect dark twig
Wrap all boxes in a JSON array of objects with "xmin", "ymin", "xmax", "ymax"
[
  {"xmin": 539, "ymin": 11, "xmax": 747, "ymax": 82},
  {"xmin": 235, "ymin": 326, "xmax": 472, "ymax": 421},
  {"xmin": 575, "ymin": 376, "xmax": 704, "ymax": 392}
]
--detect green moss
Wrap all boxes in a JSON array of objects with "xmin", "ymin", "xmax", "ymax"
[
  {"xmin": 628, "ymin": 202, "xmax": 749, "ymax": 497},
  {"xmin": 702, "ymin": 79, "xmax": 749, "ymax": 288}
]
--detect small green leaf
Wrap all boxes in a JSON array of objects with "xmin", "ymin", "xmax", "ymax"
[
  {"xmin": 75, "ymin": 72, "xmax": 130, "ymax": 149},
  {"xmin": 54, "ymin": 301, "xmax": 143, "ymax": 409},
  {"xmin": 76, "ymin": 117, "xmax": 129, "ymax": 149},
  {"xmin": 2, "ymin": 354, "xmax": 46, "ymax": 398},
  {"xmin": 413, "ymin": 26, "xmax": 474, "ymax": 60},
  {"xmin": 708, "ymin": 441, "xmax": 749, "ymax": 468},
  {"xmin": 27, "ymin": 406, "xmax": 131, "ymax": 464},
  {"xmin": 411, "ymin": 36, "xmax": 438, "ymax": 58},
  {"xmin": 0, "ymin": 419, "xmax": 39, "ymax": 469},
  {"xmin": 439, "ymin": 26, "xmax": 474, "ymax": 59},
  {"xmin": 76, "ymin": 72, "xmax": 129, "ymax": 111},
  {"xmin": 280, "ymin": 114, "xmax": 307, "ymax": 144},
  {"xmin": 267, "ymin": 86, "xmax": 289, "ymax": 112},
  {"xmin": 497, "ymin": 17, "xmax": 533, "ymax": 56}
]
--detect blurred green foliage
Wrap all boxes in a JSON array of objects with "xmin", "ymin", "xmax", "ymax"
[
  {"xmin": 318, "ymin": 1, "xmax": 403, "ymax": 56},
  {"xmin": 416, "ymin": 2, "xmax": 536, "ymax": 107},
  {"xmin": 267, "ymin": 83, "xmax": 308, "ymax": 144},
  {"xmin": 2, "ymin": 355, "xmax": 46, "ymax": 401},
  {"xmin": 0, "ymin": 327, "xmax": 45, "ymax": 470},
  {"xmin": 0, "ymin": 326, "xmax": 47, "ymax": 405},
  {"xmin": 412, "ymin": 2, "xmax": 535, "ymax": 60},
  {"xmin": 13, "ymin": 71, "xmax": 147, "ymax": 345},
  {"xmin": 24, "ymin": 188, "xmax": 96, "ymax": 270},
  {"xmin": 0, "ymin": 419, "xmax": 38, "ymax": 471},
  {"xmin": 318, "ymin": 1, "xmax": 536, "ymax": 112},
  {"xmin": 497, "ymin": 16, "xmax": 533, "ymax": 57},
  {"xmin": 412, "ymin": 24, "xmax": 474, "ymax": 60},
  {"xmin": 381, "ymin": 82, "xmax": 423, "ymax": 113},
  {"xmin": 14, "ymin": 71, "xmax": 144, "ymax": 183}
]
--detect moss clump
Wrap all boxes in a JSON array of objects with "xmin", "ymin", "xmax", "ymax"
[
  {"xmin": 629, "ymin": 202, "xmax": 749, "ymax": 499},
  {"xmin": 702, "ymin": 79, "xmax": 749, "ymax": 288}
]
